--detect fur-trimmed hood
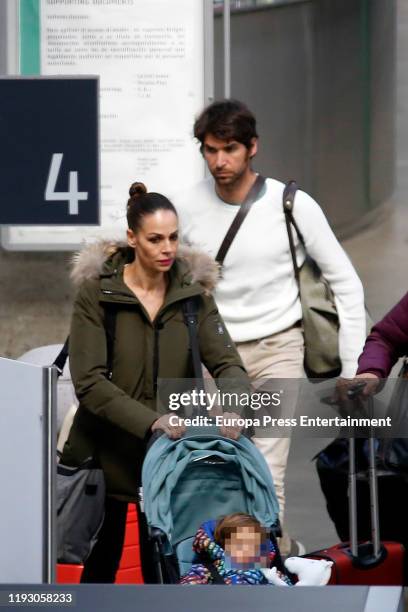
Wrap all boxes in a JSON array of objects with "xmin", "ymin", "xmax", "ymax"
[{"xmin": 70, "ymin": 240, "xmax": 220, "ymax": 294}]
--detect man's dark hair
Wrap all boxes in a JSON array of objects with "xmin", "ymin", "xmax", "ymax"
[{"xmin": 194, "ymin": 99, "xmax": 258, "ymax": 150}]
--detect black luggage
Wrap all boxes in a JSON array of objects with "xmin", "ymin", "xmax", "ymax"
[{"xmin": 315, "ymin": 384, "xmax": 406, "ymax": 584}]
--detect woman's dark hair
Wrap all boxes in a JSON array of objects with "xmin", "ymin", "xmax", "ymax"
[
  {"xmin": 194, "ymin": 99, "xmax": 258, "ymax": 150},
  {"xmin": 126, "ymin": 182, "xmax": 177, "ymax": 232}
]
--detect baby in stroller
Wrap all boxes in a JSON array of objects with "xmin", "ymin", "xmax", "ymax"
[
  {"xmin": 179, "ymin": 512, "xmax": 333, "ymax": 586},
  {"xmin": 142, "ymin": 430, "xmax": 333, "ymax": 585}
]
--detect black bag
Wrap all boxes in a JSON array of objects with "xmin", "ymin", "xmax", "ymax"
[
  {"xmin": 316, "ymin": 360, "xmax": 408, "ymax": 475},
  {"xmin": 283, "ymin": 181, "xmax": 373, "ymax": 379},
  {"xmin": 377, "ymin": 360, "xmax": 408, "ymax": 471},
  {"xmin": 57, "ymin": 457, "xmax": 105, "ymax": 564},
  {"xmin": 315, "ymin": 376, "xmax": 408, "ymax": 583},
  {"xmin": 283, "ymin": 181, "xmax": 341, "ymax": 378},
  {"xmin": 53, "ymin": 306, "xmax": 116, "ymax": 565}
]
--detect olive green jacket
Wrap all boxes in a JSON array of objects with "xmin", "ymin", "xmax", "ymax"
[{"xmin": 62, "ymin": 242, "xmax": 250, "ymax": 500}]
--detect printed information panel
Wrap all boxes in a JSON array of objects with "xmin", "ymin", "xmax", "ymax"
[{"xmin": 3, "ymin": 0, "xmax": 208, "ymax": 249}]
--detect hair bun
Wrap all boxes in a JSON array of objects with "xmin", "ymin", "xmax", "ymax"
[{"xmin": 129, "ymin": 182, "xmax": 147, "ymax": 199}]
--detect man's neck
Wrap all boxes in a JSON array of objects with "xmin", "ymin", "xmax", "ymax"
[{"xmin": 214, "ymin": 169, "xmax": 258, "ymax": 205}]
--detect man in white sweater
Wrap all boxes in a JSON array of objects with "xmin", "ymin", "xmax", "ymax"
[{"xmin": 172, "ymin": 99, "xmax": 366, "ymax": 555}]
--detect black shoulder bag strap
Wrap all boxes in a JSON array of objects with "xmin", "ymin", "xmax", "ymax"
[
  {"xmin": 53, "ymin": 304, "xmax": 117, "ymax": 380},
  {"xmin": 182, "ymin": 297, "xmax": 206, "ymax": 406},
  {"xmin": 215, "ymin": 174, "xmax": 266, "ymax": 267},
  {"xmin": 53, "ymin": 336, "xmax": 70, "ymax": 377},
  {"xmin": 282, "ymin": 180, "xmax": 304, "ymax": 285},
  {"xmin": 103, "ymin": 304, "xmax": 117, "ymax": 380}
]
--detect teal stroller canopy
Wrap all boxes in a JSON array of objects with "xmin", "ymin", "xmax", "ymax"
[{"xmin": 142, "ymin": 429, "xmax": 280, "ymax": 553}]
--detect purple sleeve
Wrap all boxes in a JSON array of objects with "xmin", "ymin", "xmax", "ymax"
[{"xmin": 357, "ymin": 292, "xmax": 408, "ymax": 377}]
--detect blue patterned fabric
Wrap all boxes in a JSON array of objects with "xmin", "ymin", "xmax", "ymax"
[{"xmin": 179, "ymin": 519, "xmax": 292, "ymax": 585}]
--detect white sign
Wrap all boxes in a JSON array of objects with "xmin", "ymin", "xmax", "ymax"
[{"xmin": 4, "ymin": 0, "xmax": 210, "ymax": 249}]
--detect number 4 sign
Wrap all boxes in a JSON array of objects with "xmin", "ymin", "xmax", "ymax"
[
  {"xmin": 45, "ymin": 154, "xmax": 88, "ymax": 216},
  {"xmin": 0, "ymin": 77, "xmax": 99, "ymax": 227}
]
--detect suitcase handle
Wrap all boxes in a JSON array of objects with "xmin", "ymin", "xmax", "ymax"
[
  {"xmin": 346, "ymin": 381, "xmax": 368, "ymax": 400},
  {"xmin": 346, "ymin": 383, "xmax": 382, "ymax": 562}
]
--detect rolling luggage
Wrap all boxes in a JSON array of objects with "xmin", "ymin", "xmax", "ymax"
[{"xmin": 309, "ymin": 384, "xmax": 404, "ymax": 585}]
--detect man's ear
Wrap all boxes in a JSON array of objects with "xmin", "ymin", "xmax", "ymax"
[
  {"xmin": 249, "ymin": 137, "xmax": 258, "ymax": 159},
  {"xmin": 127, "ymin": 228, "xmax": 137, "ymax": 248}
]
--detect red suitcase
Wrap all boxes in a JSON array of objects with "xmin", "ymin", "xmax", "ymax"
[
  {"xmin": 307, "ymin": 541, "xmax": 404, "ymax": 585},
  {"xmin": 57, "ymin": 504, "xmax": 144, "ymax": 584},
  {"xmin": 307, "ymin": 385, "xmax": 404, "ymax": 585}
]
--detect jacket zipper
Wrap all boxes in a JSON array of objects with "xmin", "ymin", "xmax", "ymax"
[
  {"xmin": 153, "ymin": 318, "xmax": 163, "ymax": 397},
  {"xmin": 102, "ymin": 287, "xmax": 200, "ymax": 399},
  {"xmin": 102, "ymin": 288, "xmax": 160, "ymax": 397},
  {"xmin": 101, "ymin": 289, "xmax": 135, "ymax": 299}
]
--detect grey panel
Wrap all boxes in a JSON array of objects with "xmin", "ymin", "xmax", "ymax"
[
  {"xmin": 214, "ymin": 0, "xmax": 396, "ymax": 236},
  {"xmin": 0, "ymin": 584, "xmax": 370, "ymax": 611},
  {"xmin": 0, "ymin": 584, "xmax": 403, "ymax": 611},
  {"xmin": 363, "ymin": 587, "xmax": 403, "ymax": 612},
  {"xmin": 0, "ymin": 358, "xmax": 45, "ymax": 582},
  {"xmin": 369, "ymin": 0, "xmax": 397, "ymax": 209},
  {"xmin": 312, "ymin": 0, "xmax": 368, "ymax": 229},
  {"xmin": 215, "ymin": 3, "xmax": 314, "ymax": 187}
]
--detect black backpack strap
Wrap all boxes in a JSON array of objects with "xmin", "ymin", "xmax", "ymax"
[
  {"xmin": 53, "ymin": 304, "xmax": 117, "ymax": 380},
  {"xmin": 282, "ymin": 180, "xmax": 302, "ymax": 285},
  {"xmin": 215, "ymin": 174, "xmax": 266, "ymax": 267},
  {"xmin": 182, "ymin": 297, "xmax": 202, "ymax": 382},
  {"xmin": 53, "ymin": 336, "xmax": 70, "ymax": 377},
  {"xmin": 103, "ymin": 304, "xmax": 117, "ymax": 380},
  {"xmin": 283, "ymin": 180, "xmax": 305, "ymax": 245},
  {"xmin": 182, "ymin": 297, "xmax": 206, "ymax": 411}
]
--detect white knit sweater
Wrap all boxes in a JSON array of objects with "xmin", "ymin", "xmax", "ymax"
[{"xmin": 173, "ymin": 177, "xmax": 366, "ymax": 378}]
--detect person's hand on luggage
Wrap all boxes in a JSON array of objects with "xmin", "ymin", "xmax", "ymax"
[
  {"xmin": 151, "ymin": 414, "xmax": 186, "ymax": 439},
  {"xmin": 331, "ymin": 374, "xmax": 380, "ymax": 407},
  {"xmin": 219, "ymin": 411, "xmax": 243, "ymax": 440},
  {"xmin": 349, "ymin": 373, "xmax": 381, "ymax": 397},
  {"xmin": 332, "ymin": 377, "xmax": 353, "ymax": 404}
]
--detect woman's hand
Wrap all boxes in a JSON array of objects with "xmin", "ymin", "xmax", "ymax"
[
  {"xmin": 151, "ymin": 414, "xmax": 186, "ymax": 440},
  {"xmin": 219, "ymin": 411, "xmax": 244, "ymax": 440}
]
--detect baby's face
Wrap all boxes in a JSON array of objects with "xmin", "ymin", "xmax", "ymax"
[{"xmin": 224, "ymin": 526, "xmax": 263, "ymax": 565}]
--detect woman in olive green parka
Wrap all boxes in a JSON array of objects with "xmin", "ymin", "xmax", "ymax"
[{"xmin": 62, "ymin": 182, "xmax": 250, "ymax": 583}]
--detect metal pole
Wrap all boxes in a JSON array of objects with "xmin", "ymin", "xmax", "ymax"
[
  {"xmin": 43, "ymin": 366, "xmax": 57, "ymax": 583},
  {"xmin": 6, "ymin": 0, "xmax": 19, "ymax": 74},
  {"xmin": 363, "ymin": 393, "xmax": 381, "ymax": 559},
  {"xmin": 223, "ymin": 0, "xmax": 231, "ymax": 98},
  {"xmin": 368, "ymin": 435, "xmax": 381, "ymax": 558},
  {"xmin": 203, "ymin": 0, "xmax": 214, "ymax": 105},
  {"xmin": 348, "ymin": 436, "xmax": 358, "ymax": 557}
]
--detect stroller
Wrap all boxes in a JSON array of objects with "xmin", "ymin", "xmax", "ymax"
[{"xmin": 141, "ymin": 426, "xmax": 282, "ymax": 583}]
